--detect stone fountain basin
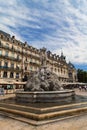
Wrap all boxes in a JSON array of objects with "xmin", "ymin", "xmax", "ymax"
[{"xmin": 16, "ymin": 90, "xmax": 75, "ymax": 103}]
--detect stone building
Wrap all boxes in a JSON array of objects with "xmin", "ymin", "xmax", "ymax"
[{"xmin": 0, "ymin": 30, "xmax": 77, "ymax": 83}]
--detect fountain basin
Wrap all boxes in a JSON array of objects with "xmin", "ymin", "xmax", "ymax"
[{"xmin": 16, "ymin": 90, "xmax": 75, "ymax": 103}]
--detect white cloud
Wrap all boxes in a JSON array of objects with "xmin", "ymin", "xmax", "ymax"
[{"xmin": 0, "ymin": 0, "xmax": 87, "ymax": 68}]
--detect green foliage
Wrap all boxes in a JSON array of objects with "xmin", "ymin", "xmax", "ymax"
[{"xmin": 77, "ymin": 69, "xmax": 87, "ymax": 83}]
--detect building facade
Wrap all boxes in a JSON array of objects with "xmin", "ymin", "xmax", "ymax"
[{"xmin": 0, "ymin": 30, "xmax": 77, "ymax": 83}]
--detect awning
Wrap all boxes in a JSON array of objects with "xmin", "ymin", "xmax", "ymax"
[
  {"xmin": 61, "ymin": 82, "xmax": 86, "ymax": 85},
  {"xmin": 0, "ymin": 82, "xmax": 14, "ymax": 85},
  {"xmin": 14, "ymin": 82, "xmax": 26, "ymax": 85}
]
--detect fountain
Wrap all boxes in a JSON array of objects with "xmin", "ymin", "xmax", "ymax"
[
  {"xmin": 1, "ymin": 48, "xmax": 87, "ymax": 126},
  {"xmin": 16, "ymin": 48, "xmax": 75, "ymax": 103}
]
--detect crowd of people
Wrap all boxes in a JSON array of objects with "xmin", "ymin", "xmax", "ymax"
[
  {"xmin": 63, "ymin": 83, "xmax": 87, "ymax": 92},
  {"xmin": 79, "ymin": 85, "xmax": 87, "ymax": 91}
]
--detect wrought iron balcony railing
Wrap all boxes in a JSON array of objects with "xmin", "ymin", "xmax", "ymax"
[
  {"xmin": 0, "ymin": 66, "xmax": 22, "ymax": 72},
  {"xmin": 0, "ymin": 54, "xmax": 22, "ymax": 62}
]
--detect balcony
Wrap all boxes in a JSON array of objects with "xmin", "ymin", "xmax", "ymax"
[
  {"xmin": 29, "ymin": 61, "xmax": 40, "ymax": 66},
  {"xmin": 0, "ymin": 54, "xmax": 22, "ymax": 62},
  {"xmin": 24, "ymin": 61, "xmax": 29, "ymax": 64},
  {"xmin": 0, "ymin": 43, "xmax": 22, "ymax": 54},
  {"xmin": 0, "ymin": 66, "xmax": 8, "ymax": 69},
  {"xmin": 0, "ymin": 66, "xmax": 22, "ymax": 72},
  {"xmin": 29, "ymin": 53, "xmax": 40, "ymax": 60},
  {"xmin": 24, "ymin": 70, "xmax": 30, "ymax": 73},
  {"xmin": 0, "ymin": 44, "xmax": 10, "ymax": 50},
  {"xmin": 17, "ymin": 50, "xmax": 21, "ymax": 53}
]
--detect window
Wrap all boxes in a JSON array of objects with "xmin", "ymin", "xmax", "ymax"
[
  {"xmin": 6, "ymin": 43, "xmax": 9, "ymax": 48},
  {"xmin": 3, "ymin": 72, "xmax": 7, "ymax": 78},
  {"xmin": 0, "ymin": 61, "xmax": 1, "ymax": 68},
  {"xmin": 7, "ymin": 37, "xmax": 10, "ymax": 41},
  {"xmin": 61, "ymin": 68, "xmax": 62, "ymax": 73},
  {"xmin": 64, "ymin": 70, "xmax": 65, "ymax": 74},
  {"xmin": 4, "ymin": 62, "xmax": 8, "ymax": 68},
  {"xmin": 55, "ymin": 68, "xmax": 56, "ymax": 72},
  {"xmin": 16, "ymin": 65, "xmax": 20, "ymax": 69},
  {"xmin": 13, "ymin": 40, "xmax": 15, "ymax": 43},
  {"xmin": 25, "ymin": 66, "xmax": 27, "ymax": 70},
  {"xmin": 58, "ymin": 69, "xmax": 59, "ymax": 72},
  {"xmin": 11, "ymin": 63, "xmax": 14, "ymax": 68},
  {"xmin": 0, "ymin": 41, "xmax": 1, "ymax": 46},
  {"xmin": 69, "ymin": 72, "xmax": 72, "ymax": 78},
  {"xmin": 30, "ymin": 66, "xmax": 32, "ymax": 70},
  {"xmin": 0, "ymin": 71, "xmax": 1, "ymax": 77},
  {"xmin": 12, "ymin": 52, "xmax": 14, "ymax": 58},
  {"xmin": 1, "ymin": 35, "xmax": 3, "ymax": 39},
  {"xmin": 0, "ymin": 61, "xmax": 1, "ymax": 66},
  {"xmin": 51, "ymin": 67, "xmax": 53, "ymax": 72},
  {"xmin": 17, "ymin": 55, "xmax": 19, "ymax": 59},
  {"xmin": 18, "ymin": 47, "xmax": 20, "ymax": 51},
  {"xmin": 16, "ymin": 73, "xmax": 19, "ymax": 78},
  {"xmin": 10, "ymin": 72, "xmax": 14, "ymax": 78},
  {"xmin": 26, "ymin": 57, "xmax": 27, "ymax": 61},
  {"xmin": 0, "ymin": 50, "xmax": 2, "ymax": 55},
  {"xmin": 5, "ymin": 51, "xmax": 8, "ymax": 57},
  {"xmin": 12, "ymin": 45, "xmax": 14, "ymax": 50},
  {"xmin": 30, "ymin": 59, "xmax": 32, "ymax": 62}
]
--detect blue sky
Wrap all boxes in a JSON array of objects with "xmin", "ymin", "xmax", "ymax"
[{"xmin": 0, "ymin": 0, "xmax": 87, "ymax": 70}]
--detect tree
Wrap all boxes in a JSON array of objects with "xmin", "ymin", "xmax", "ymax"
[{"xmin": 77, "ymin": 69, "xmax": 87, "ymax": 83}]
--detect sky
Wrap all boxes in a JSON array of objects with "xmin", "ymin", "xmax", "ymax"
[{"xmin": 0, "ymin": 0, "xmax": 87, "ymax": 70}]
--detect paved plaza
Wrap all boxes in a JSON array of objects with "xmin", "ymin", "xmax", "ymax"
[
  {"xmin": 0, "ymin": 89, "xmax": 87, "ymax": 130},
  {"xmin": 0, "ymin": 112, "xmax": 87, "ymax": 130}
]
